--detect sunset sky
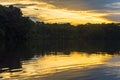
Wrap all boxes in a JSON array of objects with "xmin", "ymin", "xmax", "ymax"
[{"xmin": 1, "ymin": 0, "xmax": 120, "ymax": 25}]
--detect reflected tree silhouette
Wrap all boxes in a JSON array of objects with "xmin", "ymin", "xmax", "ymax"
[{"xmin": 0, "ymin": 5, "xmax": 120, "ymax": 72}]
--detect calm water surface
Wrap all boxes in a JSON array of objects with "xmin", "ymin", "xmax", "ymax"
[{"xmin": 1, "ymin": 51, "xmax": 120, "ymax": 80}]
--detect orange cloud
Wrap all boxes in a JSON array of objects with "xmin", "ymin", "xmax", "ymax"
[{"xmin": 0, "ymin": 0, "xmax": 112, "ymax": 25}]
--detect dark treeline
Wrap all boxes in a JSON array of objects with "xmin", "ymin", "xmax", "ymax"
[
  {"xmin": 0, "ymin": 5, "xmax": 120, "ymax": 57},
  {"xmin": 33, "ymin": 22, "xmax": 120, "ymax": 41},
  {"xmin": 0, "ymin": 5, "xmax": 120, "ymax": 53},
  {"xmin": 1, "ymin": 5, "xmax": 120, "ymax": 72},
  {"xmin": 0, "ymin": 5, "xmax": 120, "ymax": 43},
  {"xmin": 0, "ymin": 5, "xmax": 35, "ymax": 43}
]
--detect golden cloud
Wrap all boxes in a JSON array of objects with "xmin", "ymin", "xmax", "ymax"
[{"xmin": 0, "ymin": 0, "xmax": 112, "ymax": 25}]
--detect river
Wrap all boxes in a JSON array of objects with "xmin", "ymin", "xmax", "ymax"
[{"xmin": 1, "ymin": 51, "xmax": 120, "ymax": 80}]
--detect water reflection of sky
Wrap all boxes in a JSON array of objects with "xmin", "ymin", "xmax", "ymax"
[{"xmin": 0, "ymin": 52, "xmax": 112, "ymax": 80}]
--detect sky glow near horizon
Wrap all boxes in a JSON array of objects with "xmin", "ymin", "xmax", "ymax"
[{"xmin": 0, "ymin": 0, "xmax": 120, "ymax": 25}]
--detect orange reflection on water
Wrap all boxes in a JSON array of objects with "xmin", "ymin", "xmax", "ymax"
[{"xmin": 1, "ymin": 52, "xmax": 112, "ymax": 80}]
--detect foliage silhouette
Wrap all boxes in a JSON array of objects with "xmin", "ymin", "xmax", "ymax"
[
  {"xmin": 1, "ymin": 5, "xmax": 120, "ymax": 72},
  {"xmin": 0, "ymin": 5, "xmax": 120, "ymax": 43}
]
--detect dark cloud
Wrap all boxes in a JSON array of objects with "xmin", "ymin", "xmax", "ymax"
[
  {"xmin": 42, "ymin": 0, "xmax": 120, "ymax": 10},
  {"xmin": 2, "ymin": 0, "xmax": 120, "ymax": 23},
  {"xmin": 41, "ymin": 0, "xmax": 120, "ymax": 22},
  {"xmin": 104, "ymin": 14, "xmax": 120, "ymax": 22},
  {"xmin": 6, "ymin": 3, "xmax": 37, "ymax": 8}
]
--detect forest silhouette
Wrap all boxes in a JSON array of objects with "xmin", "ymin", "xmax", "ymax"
[
  {"xmin": 1, "ymin": 5, "xmax": 120, "ymax": 72},
  {"xmin": 0, "ymin": 5, "xmax": 120, "ymax": 43},
  {"xmin": 0, "ymin": 5, "xmax": 120, "ymax": 53}
]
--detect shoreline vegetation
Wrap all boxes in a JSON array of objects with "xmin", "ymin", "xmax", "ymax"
[
  {"xmin": 0, "ymin": 5, "xmax": 120, "ymax": 73},
  {"xmin": 0, "ymin": 5, "xmax": 120, "ymax": 42},
  {"xmin": 0, "ymin": 5, "xmax": 120, "ymax": 54}
]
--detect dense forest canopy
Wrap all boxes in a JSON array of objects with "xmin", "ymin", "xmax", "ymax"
[
  {"xmin": 0, "ymin": 5, "xmax": 120, "ymax": 72},
  {"xmin": 0, "ymin": 5, "xmax": 120, "ymax": 43},
  {"xmin": 0, "ymin": 5, "xmax": 120, "ymax": 64},
  {"xmin": 0, "ymin": 5, "xmax": 35, "ymax": 42}
]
